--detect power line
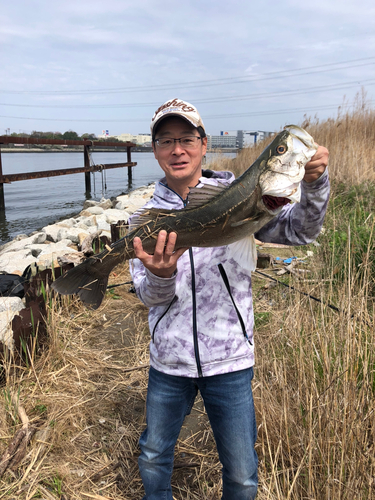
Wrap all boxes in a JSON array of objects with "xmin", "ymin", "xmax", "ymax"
[
  {"xmin": 204, "ymin": 101, "xmax": 375, "ymax": 119},
  {"xmin": 1, "ymin": 78, "xmax": 374, "ymax": 110},
  {"xmin": 0, "ymin": 57, "xmax": 374, "ymax": 96},
  {"xmin": 1, "ymin": 100, "xmax": 372, "ymax": 124},
  {"xmin": 191, "ymin": 79, "xmax": 375, "ymax": 105}
]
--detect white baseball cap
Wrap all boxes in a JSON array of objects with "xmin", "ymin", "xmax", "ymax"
[{"xmin": 150, "ymin": 98, "xmax": 205, "ymax": 139}]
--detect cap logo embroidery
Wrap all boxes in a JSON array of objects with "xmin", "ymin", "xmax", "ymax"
[{"xmin": 152, "ymin": 99, "xmax": 195, "ymax": 121}]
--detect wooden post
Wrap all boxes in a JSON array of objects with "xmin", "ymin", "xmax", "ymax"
[
  {"xmin": 84, "ymin": 145, "xmax": 91, "ymax": 194},
  {"xmin": 127, "ymin": 146, "xmax": 132, "ymax": 185},
  {"xmin": 0, "ymin": 147, "xmax": 4, "ymax": 210}
]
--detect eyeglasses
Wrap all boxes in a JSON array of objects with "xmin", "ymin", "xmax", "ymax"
[{"xmin": 154, "ymin": 136, "xmax": 202, "ymax": 149}]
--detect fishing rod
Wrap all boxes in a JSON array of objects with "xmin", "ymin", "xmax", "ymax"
[
  {"xmin": 107, "ymin": 281, "xmax": 133, "ymax": 290},
  {"xmin": 255, "ymin": 269, "xmax": 341, "ymax": 312},
  {"xmin": 255, "ymin": 271, "xmax": 372, "ymax": 328}
]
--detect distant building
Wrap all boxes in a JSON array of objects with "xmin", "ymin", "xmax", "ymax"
[
  {"xmin": 116, "ymin": 133, "xmax": 152, "ymax": 146},
  {"xmin": 207, "ymin": 130, "xmax": 273, "ymax": 149},
  {"xmin": 97, "ymin": 132, "xmax": 152, "ymax": 146},
  {"xmin": 207, "ymin": 134, "xmax": 237, "ymax": 149},
  {"xmin": 235, "ymin": 130, "xmax": 273, "ymax": 148}
]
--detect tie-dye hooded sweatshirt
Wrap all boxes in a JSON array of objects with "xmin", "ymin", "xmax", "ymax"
[{"xmin": 130, "ymin": 168, "xmax": 330, "ymax": 378}]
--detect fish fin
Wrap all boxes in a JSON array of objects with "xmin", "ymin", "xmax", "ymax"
[
  {"xmin": 186, "ymin": 183, "xmax": 227, "ymax": 209},
  {"xmin": 78, "ymin": 275, "xmax": 109, "ymax": 310},
  {"xmin": 129, "ymin": 207, "xmax": 176, "ymax": 230},
  {"xmin": 227, "ymin": 234, "xmax": 257, "ymax": 273},
  {"xmin": 51, "ymin": 255, "xmax": 113, "ymax": 309}
]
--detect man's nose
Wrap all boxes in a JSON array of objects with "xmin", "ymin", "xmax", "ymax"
[{"xmin": 171, "ymin": 140, "xmax": 184, "ymax": 153}]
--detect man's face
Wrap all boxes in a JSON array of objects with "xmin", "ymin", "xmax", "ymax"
[{"xmin": 152, "ymin": 117, "xmax": 207, "ymax": 197}]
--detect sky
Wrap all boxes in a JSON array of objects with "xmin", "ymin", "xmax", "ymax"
[{"xmin": 0, "ymin": 0, "xmax": 374, "ymax": 137}]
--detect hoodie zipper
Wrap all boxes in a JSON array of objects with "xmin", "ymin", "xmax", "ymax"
[
  {"xmin": 156, "ymin": 185, "xmax": 203, "ymax": 377},
  {"xmin": 189, "ymin": 247, "xmax": 202, "ymax": 377},
  {"xmin": 218, "ymin": 263, "xmax": 252, "ymax": 345}
]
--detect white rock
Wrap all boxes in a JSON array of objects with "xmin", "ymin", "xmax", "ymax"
[
  {"xmin": 0, "ymin": 297, "xmax": 25, "ymax": 313},
  {"xmin": 43, "ymin": 224, "xmax": 66, "ymax": 242},
  {"xmin": 127, "ymin": 204, "xmax": 145, "ymax": 215},
  {"xmin": 98, "ymin": 199, "xmax": 112, "ymax": 210},
  {"xmin": 0, "ymin": 250, "xmax": 37, "ymax": 274},
  {"xmin": 0, "ymin": 241, "xmax": 17, "ymax": 254},
  {"xmin": 24, "ymin": 244, "xmax": 44, "ymax": 258},
  {"xmin": 114, "ymin": 200, "xmax": 127, "ymax": 210},
  {"xmin": 0, "ymin": 309, "xmax": 18, "ymax": 351},
  {"xmin": 64, "ymin": 227, "xmax": 89, "ymax": 244},
  {"xmin": 33, "ymin": 232, "xmax": 47, "ymax": 244},
  {"xmin": 56, "ymin": 218, "xmax": 76, "ymax": 228},
  {"xmin": 0, "ymin": 233, "xmax": 47, "ymax": 254},
  {"xmin": 85, "ymin": 206, "xmax": 104, "ymax": 215},
  {"xmin": 128, "ymin": 193, "xmax": 149, "ymax": 204},
  {"xmin": 76, "ymin": 215, "xmax": 96, "ymax": 227},
  {"xmin": 95, "ymin": 215, "xmax": 111, "ymax": 232},
  {"xmin": 83, "ymin": 200, "xmax": 100, "ymax": 209},
  {"xmin": 38, "ymin": 239, "xmax": 78, "ymax": 256},
  {"xmin": 36, "ymin": 254, "xmax": 59, "ymax": 268},
  {"xmin": 104, "ymin": 209, "xmax": 130, "ymax": 225},
  {"xmin": 87, "ymin": 225, "xmax": 101, "ymax": 235},
  {"xmin": 76, "ymin": 222, "xmax": 89, "ymax": 230},
  {"xmin": 0, "ymin": 297, "xmax": 27, "ymax": 351}
]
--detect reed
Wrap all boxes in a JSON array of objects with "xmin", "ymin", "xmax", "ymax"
[
  {"xmin": 209, "ymin": 89, "xmax": 375, "ymax": 186},
  {"xmin": 0, "ymin": 93, "xmax": 373, "ymax": 499}
]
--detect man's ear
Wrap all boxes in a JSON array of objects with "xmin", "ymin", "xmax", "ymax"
[{"xmin": 201, "ymin": 137, "xmax": 208, "ymax": 156}]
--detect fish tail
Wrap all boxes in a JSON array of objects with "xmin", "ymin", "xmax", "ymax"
[{"xmin": 51, "ymin": 253, "xmax": 118, "ymax": 309}]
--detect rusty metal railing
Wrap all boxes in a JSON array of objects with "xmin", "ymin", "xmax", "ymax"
[{"xmin": 0, "ymin": 136, "xmax": 137, "ymax": 210}]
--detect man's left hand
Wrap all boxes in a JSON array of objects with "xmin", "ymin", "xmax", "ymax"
[{"xmin": 304, "ymin": 145, "xmax": 329, "ymax": 183}]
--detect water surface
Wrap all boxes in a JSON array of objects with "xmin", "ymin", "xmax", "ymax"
[{"xmin": 0, "ymin": 151, "xmax": 235, "ymax": 245}]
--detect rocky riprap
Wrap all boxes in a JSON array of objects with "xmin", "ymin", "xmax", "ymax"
[{"xmin": 0, "ymin": 184, "xmax": 155, "ymax": 351}]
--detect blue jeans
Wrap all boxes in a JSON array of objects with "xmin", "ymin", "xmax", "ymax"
[{"xmin": 139, "ymin": 366, "xmax": 258, "ymax": 500}]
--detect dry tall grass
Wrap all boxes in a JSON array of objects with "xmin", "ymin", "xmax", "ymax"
[{"xmin": 0, "ymin": 94, "xmax": 374, "ymax": 499}]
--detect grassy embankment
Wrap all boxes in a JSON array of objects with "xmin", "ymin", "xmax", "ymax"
[{"xmin": 0, "ymin": 93, "xmax": 374, "ymax": 499}]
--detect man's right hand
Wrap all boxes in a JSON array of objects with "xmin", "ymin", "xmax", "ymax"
[{"xmin": 133, "ymin": 230, "xmax": 188, "ymax": 278}]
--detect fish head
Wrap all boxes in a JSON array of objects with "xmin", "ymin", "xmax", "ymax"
[{"xmin": 259, "ymin": 125, "xmax": 318, "ymax": 210}]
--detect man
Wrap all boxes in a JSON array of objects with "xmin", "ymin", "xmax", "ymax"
[{"xmin": 130, "ymin": 98, "xmax": 330, "ymax": 499}]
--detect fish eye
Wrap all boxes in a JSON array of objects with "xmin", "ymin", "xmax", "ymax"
[{"xmin": 276, "ymin": 145, "xmax": 287, "ymax": 154}]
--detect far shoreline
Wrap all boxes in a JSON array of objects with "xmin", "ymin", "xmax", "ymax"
[
  {"xmin": 1, "ymin": 147, "xmax": 154, "ymax": 153},
  {"xmin": 1, "ymin": 147, "xmax": 239, "ymax": 154}
]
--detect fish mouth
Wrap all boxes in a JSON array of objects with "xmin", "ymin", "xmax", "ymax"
[
  {"xmin": 284, "ymin": 125, "xmax": 316, "ymax": 149},
  {"xmin": 262, "ymin": 195, "xmax": 290, "ymax": 211}
]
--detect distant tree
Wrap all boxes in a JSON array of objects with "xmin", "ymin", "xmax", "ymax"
[
  {"xmin": 43, "ymin": 131, "xmax": 63, "ymax": 139},
  {"xmin": 81, "ymin": 133, "xmax": 97, "ymax": 140},
  {"xmin": 62, "ymin": 130, "xmax": 79, "ymax": 140}
]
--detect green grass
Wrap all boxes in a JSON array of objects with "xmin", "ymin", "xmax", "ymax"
[{"xmin": 318, "ymin": 181, "xmax": 375, "ymax": 292}]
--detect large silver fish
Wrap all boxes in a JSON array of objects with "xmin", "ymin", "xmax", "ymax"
[{"xmin": 51, "ymin": 125, "xmax": 317, "ymax": 309}]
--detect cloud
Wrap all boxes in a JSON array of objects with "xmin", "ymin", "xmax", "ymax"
[{"xmin": 0, "ymin": 0, "xmax": 374, "ymax": 135}]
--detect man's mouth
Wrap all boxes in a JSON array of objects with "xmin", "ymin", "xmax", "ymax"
[{"xmin": 171, "ymin": 162, "xmax": 188, "ymax": 167}]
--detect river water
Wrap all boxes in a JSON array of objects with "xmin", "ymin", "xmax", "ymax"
[{"xmin": 0, "ymin": 151, "xmax": 234, "ymax": 245}]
